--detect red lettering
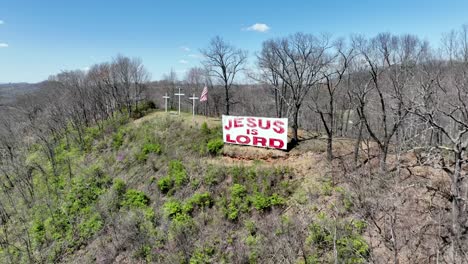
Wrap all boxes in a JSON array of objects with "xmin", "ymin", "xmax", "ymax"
[
  {"xmin": 226, "ymin": 134, "xmax": 236, "ymax": 143},
  {"xmin": 224, "ymin": 119, "xmax": 233, "ymax": 130},
  {"xmin": 251, "ymin": 129, "xmax": 258, "ymax": 135},
  {"xmin": 269, "ymin": 138, "xmax": 285, "ymax": 149},
  {"xmin": 253, "ymin": 136, "xmax": 267, "ymax": 147},
  {"xmin": 273, "ymin": 120, "xmax": 285, "ymax": 134},
  {"xmin": 258, "ymin": 119, "xmax": 271, "ymax": 130},
  {"xmin": 237, "ymin": 135, "xmax": 250, "ymax": 144},
  {"xmin": 247, "ymin": 117, "xmax": 256, "ymax": 128},
  {"xmin": 234, "ymin": 118, "xmax": 244, "ymax": 128}
]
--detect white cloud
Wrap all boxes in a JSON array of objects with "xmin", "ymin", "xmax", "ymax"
[
  {"xmin": 82, "ymin": 66, "xmax": 90, "ymax": 72},
  {"xmin": 180, "ymin": 46, "xmax": 190, "ymax": 52},
  {"xmin": 179, "ymin": 59, "xmax": 189, "ymax": 64},
  {"xmin": 0, "ymin": 43, "xmax": 8, "ymax": 48},
  {"xmin": 188, "ymin": 53, "xmax": 202, "ymax": 59},
  {"xmin": 0, "ymin": 20, "xmax": 4, "ymax": 25},
  {"xmin": 244, "ymin": 23, "xmax": 270, "ymax": 33}
]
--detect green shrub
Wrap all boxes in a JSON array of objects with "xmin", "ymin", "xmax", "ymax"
[
  {"xmin": 78, "ymin": 212, "xmax": 103, "ymax": 239},
  {"xmin": 231, "ymin": 184, "xmax": 247, "ymax": 198},
  {"xmin": 249, "ymin": 193, "xmax": 285, "ymax": 211},
  {"xmin": 168, "ymin": 160, "xmax": 187, "ymax": 187},
  {"xmin": 190, "ymin": 246, "xmax": 215, "ymax": 264},
  {"xmin": 66, "ymin": 175, "xmax": 107, "ymax": 215},
  {"xmin": 200, "ymin": 122, "xmax": 211, "ymax": 135},
  {"xmin": 163, "ymin": 200, "xmax": 184, "ymax": 219},
  {"xmin": 306, "ymin": 214, "xmax": 369, "ymax": 263},
  {"xmin": 321, "ymin": 180, "xmax": 334, "ymax": 196},
  {"xmin": 121, "ymin": 189, "xmax": 150, "ymax": 208},
  {"xmin": 157, "ymin": 176, "xmax": 173, "ymax": 193},
  {"xmin": 207, "ymin": 138, "xmax": 224, "ymax": 155},
  {"xmin": 112, "ymin": 179, "xmax": 127, "ymax": 196},
  {"xmin": 250, "ymin": 193, "xmax": 271, "ymax": 211},
  {"xmin": 269, "ymin": 193, "xmax": 286, "ymax": 206},
  {"xmin": 224, "ymin": 184, "xmax": 248, "ymax": 221},
  {"xmin": 244, "ymin": 220, "xmax": 257, "ymax": 235},
  {"xmin": 186, "ymin": 192, "xmax": 213, "ymax": 210},
  {"xmin": 136, "ymin": 143, "xmax": 162, "ymax": 162},
  {"xmin": 112, "ymin": 129, "xmax": 126, "ymax": 149},
  {"xmin": 83, "ymin": 126, "xmax": 101, "ymax": 151},
  {"xmin": 31, "ymin": 220, "xmax": 46, "ymax": 245},
  {"xmin": 157, "ymin": 161, "xmax": 188, "ymax": 194},
  {"xmin": 142, "ymin": 143, "xmax": 162, "ymax": 155}
]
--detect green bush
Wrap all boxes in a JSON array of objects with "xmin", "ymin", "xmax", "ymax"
[
  {"xmin": 306, "ymin": 214, "xmax": 369, "ymax": 263},
  {"xmin": 200, "ymin": 122, "xmax": 211, "ymax": 135},
  {"xmin": 207, "ymin": 138, "xmax": 224, "ymax": 155},
  {"xmin": 224, "ymin": 184, "xmax": 248, "ymax": 221},
  {"xmin": 190, "ymin": 246, "xmax": 215, "ymax": 264},
  {"xmin": 83, "ymin": 126, "xmax": 102, "ymax": 151},
  {"xmin": 31, "ymin": 220, "xmax": 46, "ymax": 245},
  {"xmin": 163, "ymin": 200, "xmax": 184, "ymax": 219},
  {"xmin": 269, "ymin": 193, "xmax": 286, "ymax": 206},
  {"xmin": 164, "ymin": 193, "xmax": 213, "ymax": 220},
  {"xmin": 157, "ymin": 176, "xmax": 173, "ymax": 193},
  {"xmin": 249, "ymin": 193, "xmax": 285, "ymax": 211},
  {"xmin": 78, "ymin": 212, "xmax": 103, "ymax": 239},
  {"xmin": 121, "ymin": 189, "xmax": 150, "ymax": 208},
  {"xmin": 157, "ymin": 160, "xmax": 188, "ymax": 194},
  {"xmin": 186, "ymin": 192, "xmax": 213, "ymax": 211},
  {"xmin": 112, "ymin": 179, "xmax": 127, "ymax": 196},
  {"xmin": 66, "ymin": 175, "xmax": 107, "ymax": 215},
  {"xmin": 168, "ymin": 160, "xmax": 187, "ymax": 187},
  {"xmin": 112, "ymin": 129, "xmax": 126, "ymax": 149},
  {"xmin": 250, "ymin": 193, "xmax": 271, "ymax": 211},
  {"xmin": 136, "ymin": 143, "xmax": 162, "ymax": 162},
  {"xmin": 231, "ymin": 184, "xmax": 247, "ymax": 198}
]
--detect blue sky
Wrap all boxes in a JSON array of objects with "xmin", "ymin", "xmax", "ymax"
[{"xmin": 1, "ymin": 0, "xmax": 468, "ymax": 83}]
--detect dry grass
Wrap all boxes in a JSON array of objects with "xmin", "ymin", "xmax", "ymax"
[{"xmin": 134, "ymin": 111, "xmax": 221, "ymax": 128}]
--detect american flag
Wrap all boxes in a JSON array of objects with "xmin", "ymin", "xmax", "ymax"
[{"xmin": 200, "ymin": 86, "xmax": 208, "ymax": 102}]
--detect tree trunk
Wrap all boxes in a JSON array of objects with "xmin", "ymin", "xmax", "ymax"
[
  {"xmin": 292, "ymin": 105, "xmax": 300, "ymax": 144},
  {"xmin": 225, "ymin": 84, "xmax": 230, "ymax": 115},
  {"xmin": 354, "ymin": 120, "xmax": 363, "ymax": 166},
  {"xmin": 327, "ymin": 135, "xmax": 333, "ymax": 161},
  {"xmin": 379, "ymin": 145, "xmax": 388, "ymax": 173},
  {"xmin": 451, "ymin": 148, "xmax": 463, "ymax": 263}
]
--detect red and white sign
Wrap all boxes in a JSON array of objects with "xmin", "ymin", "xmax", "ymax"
[{"xmin": 222, "ymin": 115, "xmax": 288, "ymax": 150}]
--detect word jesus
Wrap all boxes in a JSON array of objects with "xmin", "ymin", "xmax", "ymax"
[{"xmin": 223, "ymin": 117, "xmax": 286, "ymax": 134}]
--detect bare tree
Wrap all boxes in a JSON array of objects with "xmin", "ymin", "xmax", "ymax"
[
  {"xmin": 352, "ymin": 33, "xmax": 426, "ymax": 172},
  {"xmin": 309, "ymin": 39, "xmax": 354, "ymax": 160},
  {"xmin": 162, "ymin": 69, "xmax": 179, "ymax": 110},
  {"xmin": 410, "ymin": 60, "xmax": 468, "ymax": 263},
  {"xmin": 256, "ymin": 44, "xmax": 291, "ymax": 118},
  {"xmin": 258, "ymin": 33, "xmax": 332, "ymax": 144},
  {"xmin": 201, "ymin": 36, "xmax": 247, "ymax": 115}
]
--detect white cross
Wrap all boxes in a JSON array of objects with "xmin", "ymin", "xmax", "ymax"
[
  {"xmin": 162, "ymin": 93, "xmax": 170, "ymax": 112},
  {"xmin": 189, "ymin": 94, "xmax": 199, "ymax": 116},
  {"xmin": 174, "ymin": 87, "xmax": 185, "ymax": 115}
]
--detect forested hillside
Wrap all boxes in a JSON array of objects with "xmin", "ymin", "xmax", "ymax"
[{"xmin": 1, "ymin": 25, "xmax": 468, "ymax": 263}]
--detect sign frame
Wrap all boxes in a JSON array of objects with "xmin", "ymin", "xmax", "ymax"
[{"xmin": 222, "ymin": 115, "xmax": 288, "ymax": 150}]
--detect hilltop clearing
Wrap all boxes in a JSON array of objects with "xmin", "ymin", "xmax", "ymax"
[{"xmin": 0, "ymin": 111, "xmax": 453, "ymax": 263}]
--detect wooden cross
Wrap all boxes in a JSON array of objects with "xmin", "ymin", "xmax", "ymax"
[
  {"xmin": 174, "ymin": 87, "xmax": 185, "ymax": 115},
  {"xmin": 189, "ymin": 94, "xmax": 199, "ymax": 116},
  {"xmin": 162, "ymin": 93, "xmax": 170, "ymax": 112}
]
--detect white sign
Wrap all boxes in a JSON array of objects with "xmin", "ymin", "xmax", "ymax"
[{"xmin": 222, "ymin": 115, "xmax": 288, "ymax": 150}]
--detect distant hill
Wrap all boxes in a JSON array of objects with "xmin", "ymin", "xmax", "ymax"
[{"xmin": 0, "ymin": 82, "xmax": 42, "ymax": 104}]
